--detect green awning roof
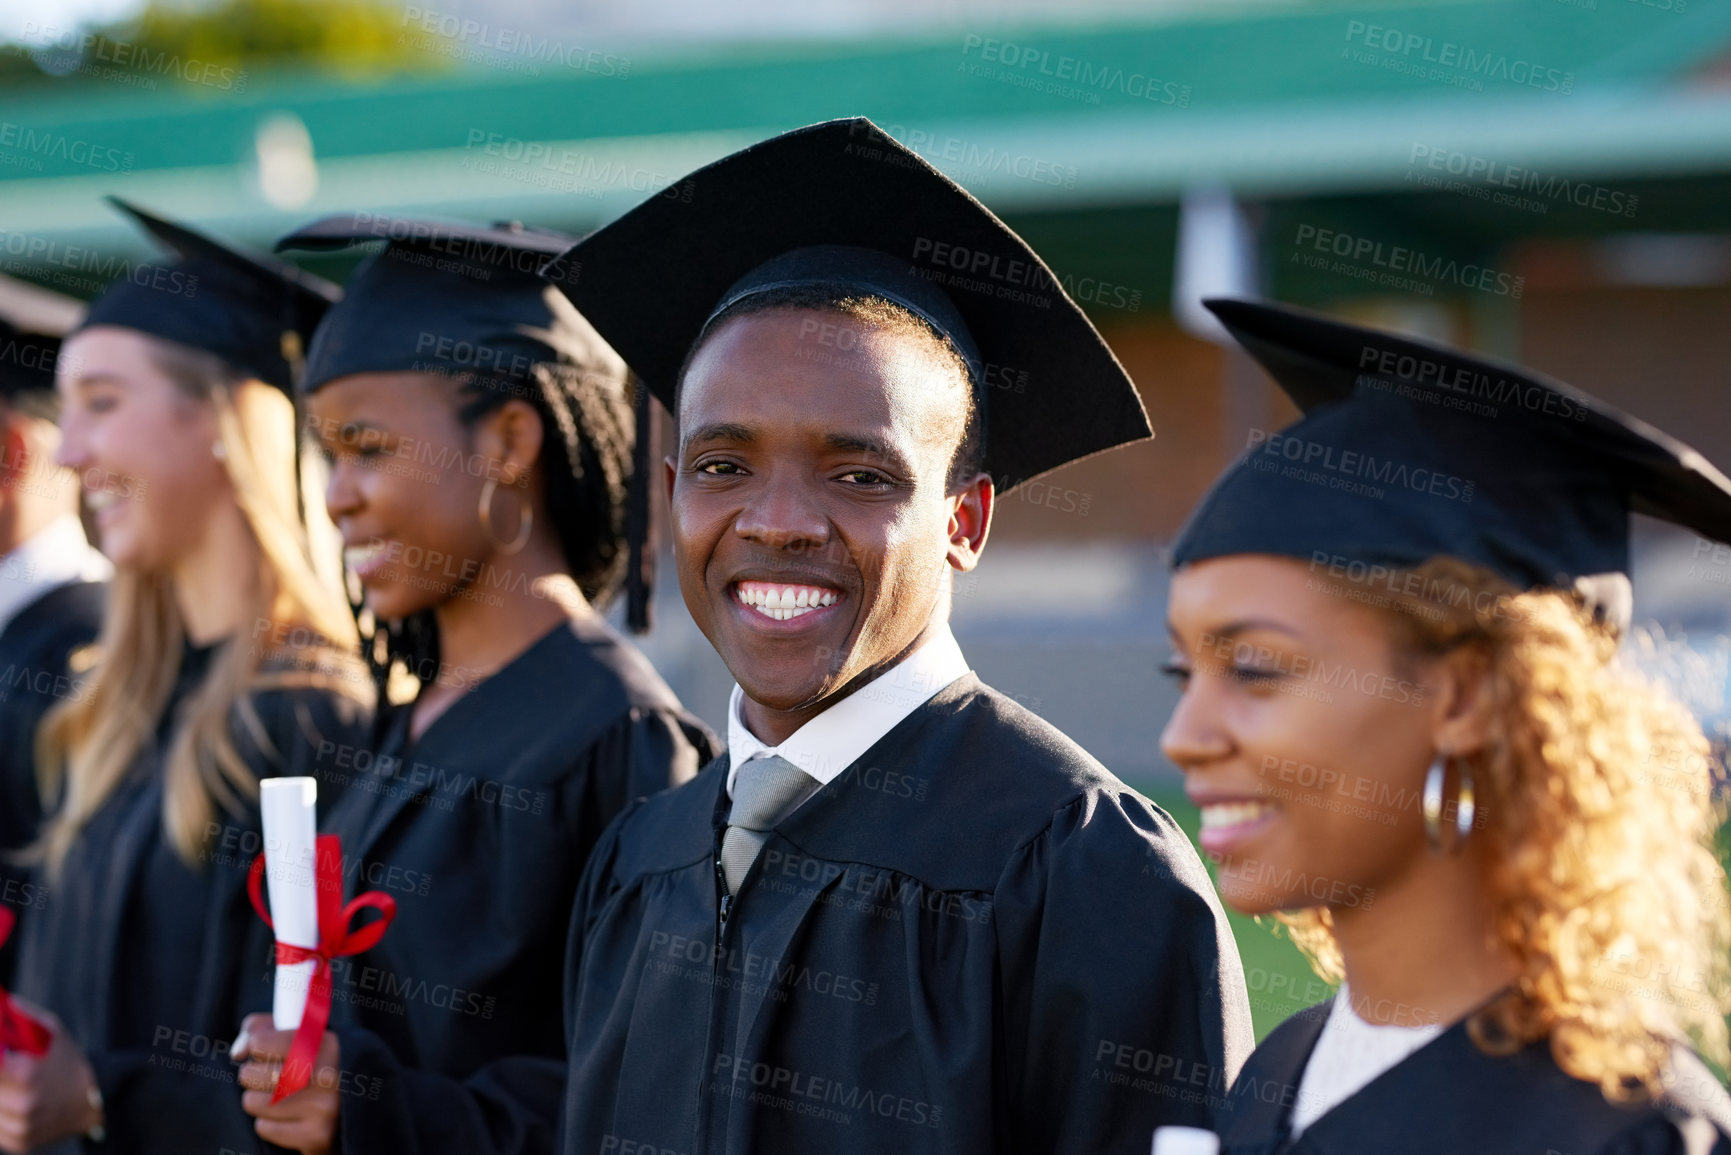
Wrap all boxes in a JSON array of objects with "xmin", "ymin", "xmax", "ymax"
[{"xmin": 3, "ymin": 0, "xmax": 1730, "ymax": 261}]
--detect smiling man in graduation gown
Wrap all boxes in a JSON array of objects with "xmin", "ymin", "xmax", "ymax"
[{"xmin": 540, "ymin": 117, "xmax": 1253, "ymax": 1155}]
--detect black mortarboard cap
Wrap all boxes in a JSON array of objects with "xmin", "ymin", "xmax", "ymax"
[
  {"xmin": 275, "ymin": 214, "xmax": 643, "ymax": 625},
  {"xmin": 0, "ymin": 322, "xmax": 60, "ymax": 406},
  {"xmin": 79, "ymin": 198, "xmax": 338, "ymax": 394},
  {"xmin": 275, "ymin": 213, "xmax": 622, "ymax": 396},
  {"xmin": 1172, "ymin": 297, "xmax": 1731, "ymax": 631},
  {"xmin": 539, "ymin": 116, "xmax": 1152, "ymax": 493},
  {"xmin": 0, "ymin": 274, "xmax": 79, "ymax": 405}
]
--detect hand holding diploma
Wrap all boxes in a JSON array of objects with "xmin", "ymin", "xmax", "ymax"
[
  {"xmin": 234, "ymin": 1013, "xmax": 341, "ymax": 1155},
  {"xmin": 0, "ymin": 913, "xmax": 101, "ymax": 1155},
  {"xmin": 233, "ymin": 778, "xmax": 396, "ymax": 1154},
  {"xmin": 0, "ymin": 1005, "xmax": 104, "ymax": 1154}
]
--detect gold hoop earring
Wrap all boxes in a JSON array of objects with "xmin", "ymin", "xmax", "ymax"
[
  {"xmin": 1422, "ymin": 754, "xmax": 1476, "ymax": 854},
  {"xmin": 478, "ymin": 475, "xmax": 532, "ymax": 555}
]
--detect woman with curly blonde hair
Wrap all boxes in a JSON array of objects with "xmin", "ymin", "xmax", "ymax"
[{"xmin": 1160, "ymin": 299, "xmax": 1731, "ymax": 1154}]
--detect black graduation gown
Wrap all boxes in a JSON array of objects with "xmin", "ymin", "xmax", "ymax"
[
  {"xmin": 1215, "ymin": 997, "xmax": 1731, "ymax": 1155},
  {"xmin": 13, "ymin": 637, "xmax": 371, "ymax": 1155},
  {"xmin": 322, "ymin": 614, "xmax": 716, "ymax": 1155},
  {"xmin": 561, "ymin": 672, "xmax": 1255, "ymax": 1155},
  {"xmin": 0, "ymin": 579, "xmax": 105, "ymax": 985}
]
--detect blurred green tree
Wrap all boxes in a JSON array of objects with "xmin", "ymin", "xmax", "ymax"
[{"xmin": 0, "ymin": 0, "xmax": 445, "ymax": 88}]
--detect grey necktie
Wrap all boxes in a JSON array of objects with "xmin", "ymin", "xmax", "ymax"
[{"xmin": 720, "ymin": 755, "xmax": 816, "ymax": 895}]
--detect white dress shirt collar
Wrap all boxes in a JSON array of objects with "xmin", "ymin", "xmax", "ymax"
[
  {"xmin": 726, "ymin": 623, "xmax": 971, "ymax": 798},
  {"xmin": 0, "ymin": 514, "xmax": 111, "ymax": 636}
]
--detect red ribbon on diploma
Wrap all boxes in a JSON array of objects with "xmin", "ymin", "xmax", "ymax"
[
  {"xmin": 0, "ymin": 907, "xmax": 50, "ymax": 1056},
  {"xmin": 247, "ymin": 834, "xmax": 395, "ymax": 1103}
]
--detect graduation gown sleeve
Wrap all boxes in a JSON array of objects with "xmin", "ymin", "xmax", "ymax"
[
  {"xmin": 18, "ymin": 674, "xmax": 370, "ymax": 1155},
  {"xmin": 335, "ymin": 1032, "xmax": 566, "ymax": 1155},
  {"xmin": 0, "ymin": 579, "xmax": 104, "ymax": 986},
  {"xmin": 334, "ymin": 702, "xmax": 713, "ymax": 1155},
  {"xmin": 560, "ymin": 788, "xmax": 640, "ymax": 1033},
  {"xmin": 72, "ymin": 815, "xmax": 283, "ymax": 1155},
  {"xmin": 995, "ymin": 788, "xmax": 1253, "ymax": 1154},
  {"xmin": 83, "ymin": 973, "xmax": 276, "ymax": 1155},
  {"xmin": 556, "ymin": 791, "xmax": 653, "ymax": 1154}
]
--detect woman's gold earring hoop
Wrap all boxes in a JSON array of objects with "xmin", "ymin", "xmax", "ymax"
[
  {"xmin": 478, "ymin": 476, "xmax": 532, "ymax": 555},
  {"xmin": 1423, "ymin": 754, "xmax": 1476, "ymax": 854}
]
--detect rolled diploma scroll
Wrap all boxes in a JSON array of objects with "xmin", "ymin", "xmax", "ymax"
[{"xmin": 259, "ymin": 777, "xmax": 320, "ymax": 1029}]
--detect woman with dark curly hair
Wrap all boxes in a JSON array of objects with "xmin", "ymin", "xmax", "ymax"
[
  {"xmin": 232, "ymin": 216, "xmax": 715, "ymax": 1155},
  {"xmin": 1162, "ymin": 299, "xmax": 1731, "ymax": 1154}
]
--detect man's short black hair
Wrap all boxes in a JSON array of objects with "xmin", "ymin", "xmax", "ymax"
[{"xmin": 675, "ymin": 285, "xmax": 987, "ymax": 491}]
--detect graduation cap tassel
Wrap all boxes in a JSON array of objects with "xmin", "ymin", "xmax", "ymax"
[
  {"xmin": 624, "ymin": 372, "xmax": 653, "ymax": 635},
  {"xmin": 282, "ymin": 327, "xmax": 311, "ymax": 540}
]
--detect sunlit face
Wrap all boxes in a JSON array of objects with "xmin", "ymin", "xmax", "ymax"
[
  {"xmin": 668, "ymin": 308, "xmax": 984, "ymax": 716},
  {"xmin": 309, "ymin": 371, "xmax": 518, "ymax": 623},
  {"xmin": 0, "ymin": 402, "xmax": 72, "ymax": 521},
  {"xmin": 55, "ymin": 326, "xmax": 230, "ymax": 571},
  {"xmin": 1161, "ymin": 555, "xmax": 1445, "ymax": 916}
]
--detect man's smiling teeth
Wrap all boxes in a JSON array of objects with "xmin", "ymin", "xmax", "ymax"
[
  {"xmin": 1199, "ymin": 801, "xmax": 1275, "ymax": 831},
  {"xmin": 736, "ymin": 581, "xmax": 840, "ymax": 621},
  {"xmin": 85, "ymin": 489, "xmax": 120, "ymax": 511}
]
